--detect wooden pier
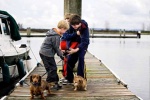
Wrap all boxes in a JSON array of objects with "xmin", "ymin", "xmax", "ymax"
[{"xmin": 5, "ymin": 52, "xmax": 140, "ymax": 100}]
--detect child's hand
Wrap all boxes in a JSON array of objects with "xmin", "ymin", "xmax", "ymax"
[
  {"xmin": 61, "ymin": 50, "xmax": 66, "ymax": 53},
  {"xmin": 77, "ymin": 31, "xmax": 80, "ymax": 35},
  {"xmin": 67, "ymin": 48, "xmax": 79, "ymax": 55}
]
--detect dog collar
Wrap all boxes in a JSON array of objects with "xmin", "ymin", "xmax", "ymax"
[{"xmin": 32, "ymin": 82, "xmax": 41, "ymax": 87}]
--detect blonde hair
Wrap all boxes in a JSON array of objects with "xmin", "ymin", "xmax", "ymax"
[{"xmin": 57, "ymin": 20, "xmax": 69, "ymax": 30}]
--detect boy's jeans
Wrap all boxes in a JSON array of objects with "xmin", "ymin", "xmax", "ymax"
[
  {"xmin": 66, "ymin": 49, "xmax": 86, "ymax": 83},
  {"xmin": 39, "ymin": 53, "xmax": 59, "ymax": 83}
]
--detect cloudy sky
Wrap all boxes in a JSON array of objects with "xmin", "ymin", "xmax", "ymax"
[{"xmin": 0, "ymin": 0, "xmax": 150, "ymax": 30}]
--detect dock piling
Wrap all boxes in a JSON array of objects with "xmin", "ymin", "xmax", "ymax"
[{"xmin": 26, "ymin": 27, "xmax": 31, "ymax": 37}]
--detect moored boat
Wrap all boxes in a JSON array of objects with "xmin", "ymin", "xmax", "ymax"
[{"xmin": 0, "ymin": 10, "xmax": 30, "ymax": 98}]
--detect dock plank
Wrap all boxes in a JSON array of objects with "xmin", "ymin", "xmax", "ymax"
[{"xmin": 6, "ymin": 52, "xmax": 140, "ymax": 100}]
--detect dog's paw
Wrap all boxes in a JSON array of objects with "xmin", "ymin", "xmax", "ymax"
[
  {"xmin": 84, "ymin": 85, "xmax": 87, "ymax": 91},
  {"xmin": 74, "ymin": 88, "xmax": 77, "ymax": 91},
  {"xmin": 41, "ymin": 96, "xmax": 46, "ymax": 99},
  {"xmin": 41, "ymin": 93, "xmax": 46, "ymax": 99},
  {"xmin": 84, "ymin": 88, "xmax": 87, "ymax": 91},
  {"xmin": 30, "ymin": 96, "xmax": 34, "ymax": 100}
]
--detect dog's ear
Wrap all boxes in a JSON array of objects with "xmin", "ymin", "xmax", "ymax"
[{"xmin": 30, "ymin": 75, "xmax": 33, "ymax": 83}]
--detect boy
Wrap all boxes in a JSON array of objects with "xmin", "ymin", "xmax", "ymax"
[
  {"xmin": 66, "ymin": 14, "xmax": 90, "ymax": 83},
  {"xmin": 59, "ymin": 14, "xmax": 81, "ymax": 84},
  {"xmin": 39, "ymin": 20, "xmax": 69, "ymax": 89},
  {"xmin": 60, "ymin": 13, "xmax": 80, "ymax": 51}
]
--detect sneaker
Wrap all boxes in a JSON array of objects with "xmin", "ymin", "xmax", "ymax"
[
  {"xmin": 55, "ymin": 83, "xmax": 62, "ymax": 90},
  {"xmin": 59, "ymin": 78, "xmax": 68, "ymax": 85},
  {"xmin": 62, "ymin": 79, "xmax": 68, "ymax": 85},
  {"xmin": 51, "ymin": 83, "xmax": 62, "ymax": 90},
  {"xmin": 62, "ymin": 80, "xmax": 73, "ymax": 85},
  {"xmin": 59, "ymin": 78, "xmax": 65, "ymax": 83}
]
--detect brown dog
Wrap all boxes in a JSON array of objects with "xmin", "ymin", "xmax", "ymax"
[
  {"xmin": 30, "ymin": 74, "xmax": 51, "ymax": 99},
  {"xmin": 73, "ymin": 75, "xmax": 87, "ymax": 91}
]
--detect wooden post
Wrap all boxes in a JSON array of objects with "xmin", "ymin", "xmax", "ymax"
[
  {"xmin": 123, "ymin": 29, "xmax": 126, "ymax": 37},
  {"xmin": 92, "ymin": 28, "xmax": 94, "ymax": 38},
  {"xmin": 64, "ymin": 0, "xmax": 82, "ymax": 17},
  {"xmin": 137, "ymin": 31, "xmax": 141, "ymax": 38},
  {"xmin": 119, "ymin": 29, "xmax": 122, "ymax": 37},
  {"xmin": 27, "ymin": 27, "xmax": 31, "ymax": 36}
]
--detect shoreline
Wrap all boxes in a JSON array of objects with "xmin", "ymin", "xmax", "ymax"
[{"xmin": 19, "ymin": 29, "xmax": 150, "ymax": 35}]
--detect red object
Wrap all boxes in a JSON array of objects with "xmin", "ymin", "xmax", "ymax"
[
  {"xmin": 60, "ymin": 40, "xmax": 67, "ymax": 50},
  {"xmin": 63, "ymin": 57, "xmax": 67, "ymax": 77},
  {"xmin": 70, "ymin": 42, "xmax": 78, "ymax": 49},
  {"xmin": 60, "ymin": 41, "xmax": 78, "ymax": 50},
  {"xmin": 61, "ymin": 41, "xmax": 79, "ymax": 77}
]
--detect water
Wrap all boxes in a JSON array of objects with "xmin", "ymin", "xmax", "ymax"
[
  {"xmin": 88, "ymin": 35, "xmax": 150, "ymax": 100},
  {"xmin": 20, "ymin": 35, "xmax": 150, "ymax": 100}
]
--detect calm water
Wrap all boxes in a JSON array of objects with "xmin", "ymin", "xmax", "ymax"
[
  {"xmin": 88, "ymin": 35, "xmax": 150, "ymax": 100},
  {"xmin": 19, "ymin": 35, "xmax": 150, "ymax": 100}
]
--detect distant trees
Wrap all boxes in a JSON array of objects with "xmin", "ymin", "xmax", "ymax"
[{"xmin": 18, "ymin": 23, "xmax": 23, "ymax": 29}]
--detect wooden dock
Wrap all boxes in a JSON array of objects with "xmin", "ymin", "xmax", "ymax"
[{"xmin": 5, "ymin": 52, "xmax": 140, "ymax": 100}]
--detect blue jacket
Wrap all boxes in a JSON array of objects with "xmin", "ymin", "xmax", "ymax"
[
  {"xmin": 61, "ymin": 25, "xmax": 80, "ymax": 41},
  {"xmin": 61, "ymin": 20, "xmax": 90, "ymax": 50},
  {"xmin": 61, "ymin": 25, "xmax": 80, "ymax": 49},
  {"xmin": 78, "ymin": 20, "xmax": 90, "ymax": 50}
]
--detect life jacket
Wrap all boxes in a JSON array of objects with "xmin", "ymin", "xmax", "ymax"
[
  {"xmin": 60, "ymin": 40, "xmax": 68, "ymax": 50},
  {"xmin": 60, "ymin": 40, "xmax": 78, "ymax": 50},
  {"xmin": 60, "ymin": 40, "xmax": 78, "ymax": 77}
]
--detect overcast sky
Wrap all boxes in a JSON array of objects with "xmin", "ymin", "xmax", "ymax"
[{"xmin": 0, "ymin": 0, "xmax": 150, "ymax": 30}]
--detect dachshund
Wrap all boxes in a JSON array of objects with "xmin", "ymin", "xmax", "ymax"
[
  {"xmin": 30, "ymin": 74, "xmax": 51, "ymax": 99},
  {"xmin": 73, "ymin": 75, "xmax": 87, "ymax": 91}
]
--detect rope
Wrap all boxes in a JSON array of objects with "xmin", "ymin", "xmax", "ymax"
[
  {"xmin": 29, "ymin": 46, "xmax": 38, "ymax": 63},
  {"xmin": 9, "ymin": 41, "xmax": 20, "ymax": 59},
  {"xmin": 29, "ymin": 46, "xmax": 44, "ymax": 67}
]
